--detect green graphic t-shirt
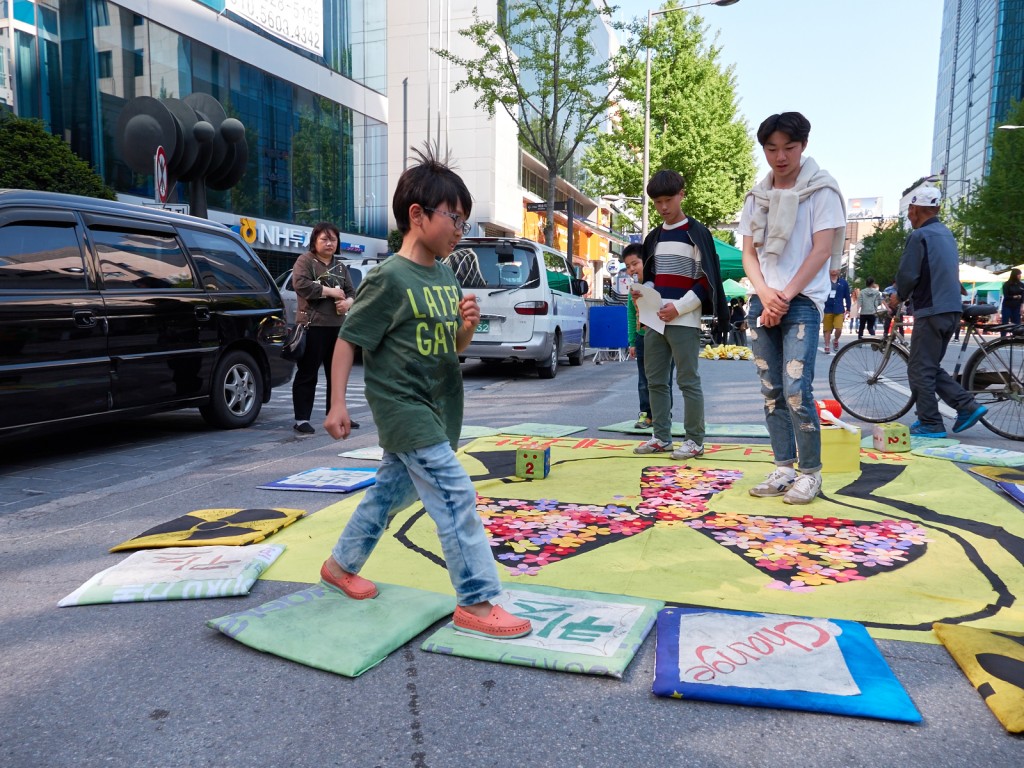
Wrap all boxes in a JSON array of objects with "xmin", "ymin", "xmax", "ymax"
[{"xmin": 340, "ymin": 256, "xmax": 465, "ymax": 453}]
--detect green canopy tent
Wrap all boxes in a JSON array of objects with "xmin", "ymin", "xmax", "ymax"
[
  {"xmin": 721, "ymin": 278, "xmax": 748, "ymax": 299},
  {"xmin": 714, "ymin": 239, "xmax": 745, "ymax": 280}
]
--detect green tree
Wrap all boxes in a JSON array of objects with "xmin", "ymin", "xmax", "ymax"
[
  {"xmin": 855, "ymin": 218, "xmax": 908, "ymax": 288},
  {"xmin": 0, "ymin": 112, "xmax": 115, "ymax": 199},
  {"xmin": 436, "ymin": 0, "xmax": 645, "ymax": 246},
  {"xmin": 957, "ymin": 99, "xmax": 1024, "ymax": 265},
  {"xmin": 581, "ymin": 5, "xmax": 755, "ymax": 227}
]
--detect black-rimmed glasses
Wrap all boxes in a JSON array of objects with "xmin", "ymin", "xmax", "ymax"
[{"xmin": 424, "ymin": 207, "xmax": 471, "ymax": 235}]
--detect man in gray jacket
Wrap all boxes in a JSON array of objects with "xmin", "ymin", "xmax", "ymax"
[{"xmin": 892, "ymin": 186, "xmax": 986, "ymax": 437}]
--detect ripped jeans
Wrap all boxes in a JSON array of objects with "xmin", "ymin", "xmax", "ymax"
[{"xmin": 747, "ymin": 295, "xmax": 822, "ymax": 472}]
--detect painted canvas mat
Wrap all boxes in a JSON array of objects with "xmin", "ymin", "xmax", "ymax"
[
  {"xmin": 263, "ymin": 436, "xmax": 1024, "ymax": 643},
  {"xmin": 207, "ymin": 583, "xmax": 455, "ymax": 678},
  {"xmin": 933, "ymin": 622, "xmax": 1024, "ymax": 733},
  {"xmin": 652, "ymin": 607, "xmax": 920, "ymax": 723},
  {"xmin": 59, "ymin": 545, "xmax": 285, "ymax": 606},
  {"xmin": 111, "ymin": 507, "xmax": 305, "ymax": 552},
  {"xmin": 421, "ymin": 583, "xmax": 662, "ymax": 678}
]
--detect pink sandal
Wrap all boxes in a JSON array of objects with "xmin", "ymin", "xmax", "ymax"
[
  {"xmin": 453, "ymin": 605, "xmax": 532, "ymax": 639},
  {"xmin": 320, "ymin": 561, "xmax": 378, "ymax": 600}
]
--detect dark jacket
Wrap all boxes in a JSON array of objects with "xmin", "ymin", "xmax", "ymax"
[
  {"xmin": 641, "ymin": 217, "xmax": 731, "ymax": 341},
  {"xmin": 823, "ymin": 276, "xmax": 851, "ymax": 315},
  {"xmin": 895, "ymin": 217, "xmax": 963, "ymax": 319}
]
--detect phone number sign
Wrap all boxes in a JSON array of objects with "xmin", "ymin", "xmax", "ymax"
[{"xmin": 226, "ymin": 0, "xmax": 323, "ymax": 57}]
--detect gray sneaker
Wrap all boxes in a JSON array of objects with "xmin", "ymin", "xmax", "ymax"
[
  {"xmin": 783, "ymin": 472, "xmax": 823, "ymax": 505},
  {"xmin": 671, "ymin": 439, "xmax": 704, "ymax": 460},
  {"xmin": 633, "ymin": 437, "xmax": 674, "ymax": 455},
  {"xmin": 749, "ymin": 467, "xmax": 796, "ymax": 497}
]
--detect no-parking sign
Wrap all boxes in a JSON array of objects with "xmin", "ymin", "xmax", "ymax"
[{"xmin": 154, "ymin": 145, "xmax": 168, "ymax": 203}]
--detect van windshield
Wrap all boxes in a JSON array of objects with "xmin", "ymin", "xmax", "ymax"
[{"xmin": 443, "ymin": 244, "xmax": 539, "ymax": 289}]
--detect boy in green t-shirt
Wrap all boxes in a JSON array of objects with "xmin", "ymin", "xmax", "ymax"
[{"xmin": 320, "ymin": 147, "xmax": 531, "ymax": 639}]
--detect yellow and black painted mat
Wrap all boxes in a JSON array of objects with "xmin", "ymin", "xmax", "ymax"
[{"xmin": 263, "ymin": 436, "xmax": 1024, "ymax": 644}]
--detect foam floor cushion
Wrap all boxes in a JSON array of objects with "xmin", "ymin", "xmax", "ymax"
[
  {"xmin": 653, "ymin": 607, "xmax": 921, "ymax": 723},
  {"xmin": 911, "ymin": 444, "xmax": 1024, "ymax": 466},
  {"xmin": 601, "ymin": 421, "xmax": 769, "ymax": 438},
  {"xmin": 421, "ymin": 583, "xmax": 662, "ymax": 678},
  {"xmin": 258, "ymin": 468, "xmax": 376, "ymax": 493},
  {"xmin": 110, "ymin": 508, "xmax": 305, "ymax": 552},
  {"xmin": 207, "ymin": 583, "xmax": 455, "ymax": 678},
  {"xmin": 59, "ymin": 545, "xmax": 285, "ymax": 607},
  {"xmin": 933, "ymin": 622, "xmax": 1024, "ymax": 733},
  {"xmin": 861, "ymin": 435, "xmax": 959, "ymax": 451},
  {"xmin": 338, "ymin": 446, "xmax": 385, "ymax": 461},
  {"xmin": 460, "ymin": 425, "xmax": 501, "ymax": 439},
  {"xmin": 499, "ymin": 422, "xmax": 587, "ymax": 437}
]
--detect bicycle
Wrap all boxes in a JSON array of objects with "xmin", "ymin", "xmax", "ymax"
[{"xmin": 828, "ymin": 303, "xmax": 1024, "ymax": 439}]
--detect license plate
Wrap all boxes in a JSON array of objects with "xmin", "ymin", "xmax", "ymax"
[{"xmin": 476, "ymin": 320, "xmax": 490, "ymax": 333}]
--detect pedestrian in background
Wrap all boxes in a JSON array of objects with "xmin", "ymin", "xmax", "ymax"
[
  {"xmin": 739, "ymin": 111, "xmax": 846, "ymax": 505},
  {"xmin": 320, "ymin": 145, "xmax": 531, "ymax": 640},
  {"xmin": 729, "ymin": 296, "xmax": 748, "ymax": 346},
  {"xmin": 623, "ymin": 244, "xmax": 652, "ymax": 429},
  {"xmin": 821, "ymin": 268, "xmax": 851, "ymax": 354},
  {"xmin": 892, "ymin": 185, "xmax": 986, "ymax": 437},
  {"xmin": 857, "ymin": 278, "xmax": 882, "ymax": 337},
  {"xmin": 849, "ymin": 286, "xmax": 861, "ymax": 331},
  {"xmin": 631, "ymin": 169, "xmax": 730, "ymax": 460},
  {"xmin": 291, "ymin": 221, "xmax": 355, "ymax": 435},
  {"xmin": 1001, "ymin": 268, "xmax": 1024, "ymax": 336}
]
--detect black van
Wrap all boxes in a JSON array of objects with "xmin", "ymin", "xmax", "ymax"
[{"xmin": 0, "ymin": 190, "xmax": 293, "ymax": 440}]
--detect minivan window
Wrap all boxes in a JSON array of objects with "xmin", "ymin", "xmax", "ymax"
[
  {"xmin": 90, "ymin": 228, "xmax": 196, "ymax": 289},
  {"xmin": 542, "ymin": 251, "xmax": 574, "ymax": 293},
  {"xmin": 0, "ymin": 222, "xmax": 87, "ymax": 291},
  {"xmin": 444, "ymin": 245, "xmax": 539, "ymax": 289},
  {"xmin": 179, "ymin": 228, "xmax": 270, "ymax": 292}
]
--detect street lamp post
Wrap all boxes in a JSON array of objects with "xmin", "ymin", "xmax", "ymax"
[{"xmin": 641, "ymin": 0, "xmax": 740, "ymax": 237}]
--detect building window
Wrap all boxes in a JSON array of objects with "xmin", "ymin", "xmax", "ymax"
[
  {"xmin": 133, "ymin": 49, "xmax": 144, "ymax": 77},
  {"xmin": 97, "ymin": 50, "xmax": 112, "ymax": 79}
]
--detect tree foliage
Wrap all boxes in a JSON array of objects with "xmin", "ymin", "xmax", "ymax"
[
  {"xmin": 957, "ymin": 99, "xmax": 1024, "ymax": 266},
  {"xmin": 0, "ymin": 112, "xmax": 115, "ymax": 199},
  {"xmin": 436, "ymin": 0, "xmax": 645, "ymax": 246},
  {"xmin": 581, "ymin": 6, "xmax": 755, "ymax": 227},
  {"xmin": 855, "ymin": 218, "xmax": 908, "ymax": 288}
]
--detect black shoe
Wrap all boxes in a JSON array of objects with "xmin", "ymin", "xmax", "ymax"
[
  {"xmin": 349, "ymin": 420, "xmax": 360, "ymax": 429},
  {"xmin": 293, "ymin": 422, "xmax": 315, "ymax": 435}
]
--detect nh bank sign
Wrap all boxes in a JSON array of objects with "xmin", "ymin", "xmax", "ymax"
[{"xmin": 232, "ymin": 217, "xmax": 365, "ymax": 254}]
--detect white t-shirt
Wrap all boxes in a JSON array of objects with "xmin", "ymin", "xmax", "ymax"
[{"xmin": 737, "ymin": 187, "xmax": 846, "ymax": 315}]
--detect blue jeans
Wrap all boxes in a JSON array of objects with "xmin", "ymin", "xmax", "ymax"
[
  {"xmin": 748, "ymin": 295, "xmax": 822, "ymax": 472},
  {"xmin": 331, "ymin": 441, "xmax": 502, "ymax": 606}
]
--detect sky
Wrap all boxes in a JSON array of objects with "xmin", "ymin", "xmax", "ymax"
[{"xmin": 612, "ymin": 0, "xmax": 943, "ymax": 215}]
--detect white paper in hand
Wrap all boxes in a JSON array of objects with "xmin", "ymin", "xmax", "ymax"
[{"xmin": 632, "ymin": 283, "xmax": 666, "ymax": 334}]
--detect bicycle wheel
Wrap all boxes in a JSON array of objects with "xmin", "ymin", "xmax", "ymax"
[
  {"xmin": 962, "ymin": 337, "xmax": 1024, "ymax": 440},
  {"xmin": 829, "ymin": 338, "xmax": 914, "ymax": 422}
]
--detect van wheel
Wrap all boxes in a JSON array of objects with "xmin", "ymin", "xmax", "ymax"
[
  {"xmin": 200, "ymin": 350, "xmax": 263, "ymax": 429},
  {"xmin": 567, "ymin": 331, "xmax": 586, "ymax": 366},
  {"xmin": 537, "ymin": 335, "xmax": 560, "ymax": 379}
]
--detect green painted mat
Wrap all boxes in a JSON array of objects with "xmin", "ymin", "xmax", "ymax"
[
  {"xmin": 601, "ymin": 420, "xmax": 769, "ymax": 438},
  {"xmin": 263, "ymin": 436, "xmax": 1024, "ymax": 644}
]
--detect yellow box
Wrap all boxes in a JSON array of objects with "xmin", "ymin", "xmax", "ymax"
[
  {"xmin": 820, "ymin": 425, "xmax": 861, "ymax": 473},
  {"xmin": 872, "ymin": 422, "xmax": 910, "ymax": 453}
]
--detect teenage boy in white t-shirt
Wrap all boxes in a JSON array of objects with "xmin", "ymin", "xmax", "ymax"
[{"xmin": 737, "ymin": 112, "xmax": 846, "ymax": 505}]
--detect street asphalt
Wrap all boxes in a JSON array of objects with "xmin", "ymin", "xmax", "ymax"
[{"xmin": 1, "ymin": 340, "xmax": 1022, "ymax": 768}]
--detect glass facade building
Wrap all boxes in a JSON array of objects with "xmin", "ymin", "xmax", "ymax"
[
  {"xmin": 1, "ymin": 0, "xmax": 388, "ymax": 272},
  {"xmin": 934, "ymin": 0, "xmax": 1024, "ymax": 202}
]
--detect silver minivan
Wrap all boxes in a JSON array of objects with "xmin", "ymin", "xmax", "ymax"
[{"xmin": 443, "ymin": 238, "xmax": 588, "ymax": 378}]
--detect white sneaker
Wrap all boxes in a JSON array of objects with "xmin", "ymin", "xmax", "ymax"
[
  {"xmin": 671, "ymin": 439, "xmax": 704, "ymax": 460},
  {"xmin": 633, "ymin": 437, "xmax": 674, "ymax": 455},
  {"xmin": 783, "ymin": 472, "xmax": 823, "ymax": 505},
  {"xmin": 748, "ymin": 467, "xmax": 796, "ymax": 497}
]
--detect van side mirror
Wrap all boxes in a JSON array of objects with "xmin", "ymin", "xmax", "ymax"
[
  {"xmin": 496, "ymin": 240, "xmax": 516, "ymax": 264},
  {"xmin": 573, "ymin": 278, "xmax": 589, "ymax": 295}
]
